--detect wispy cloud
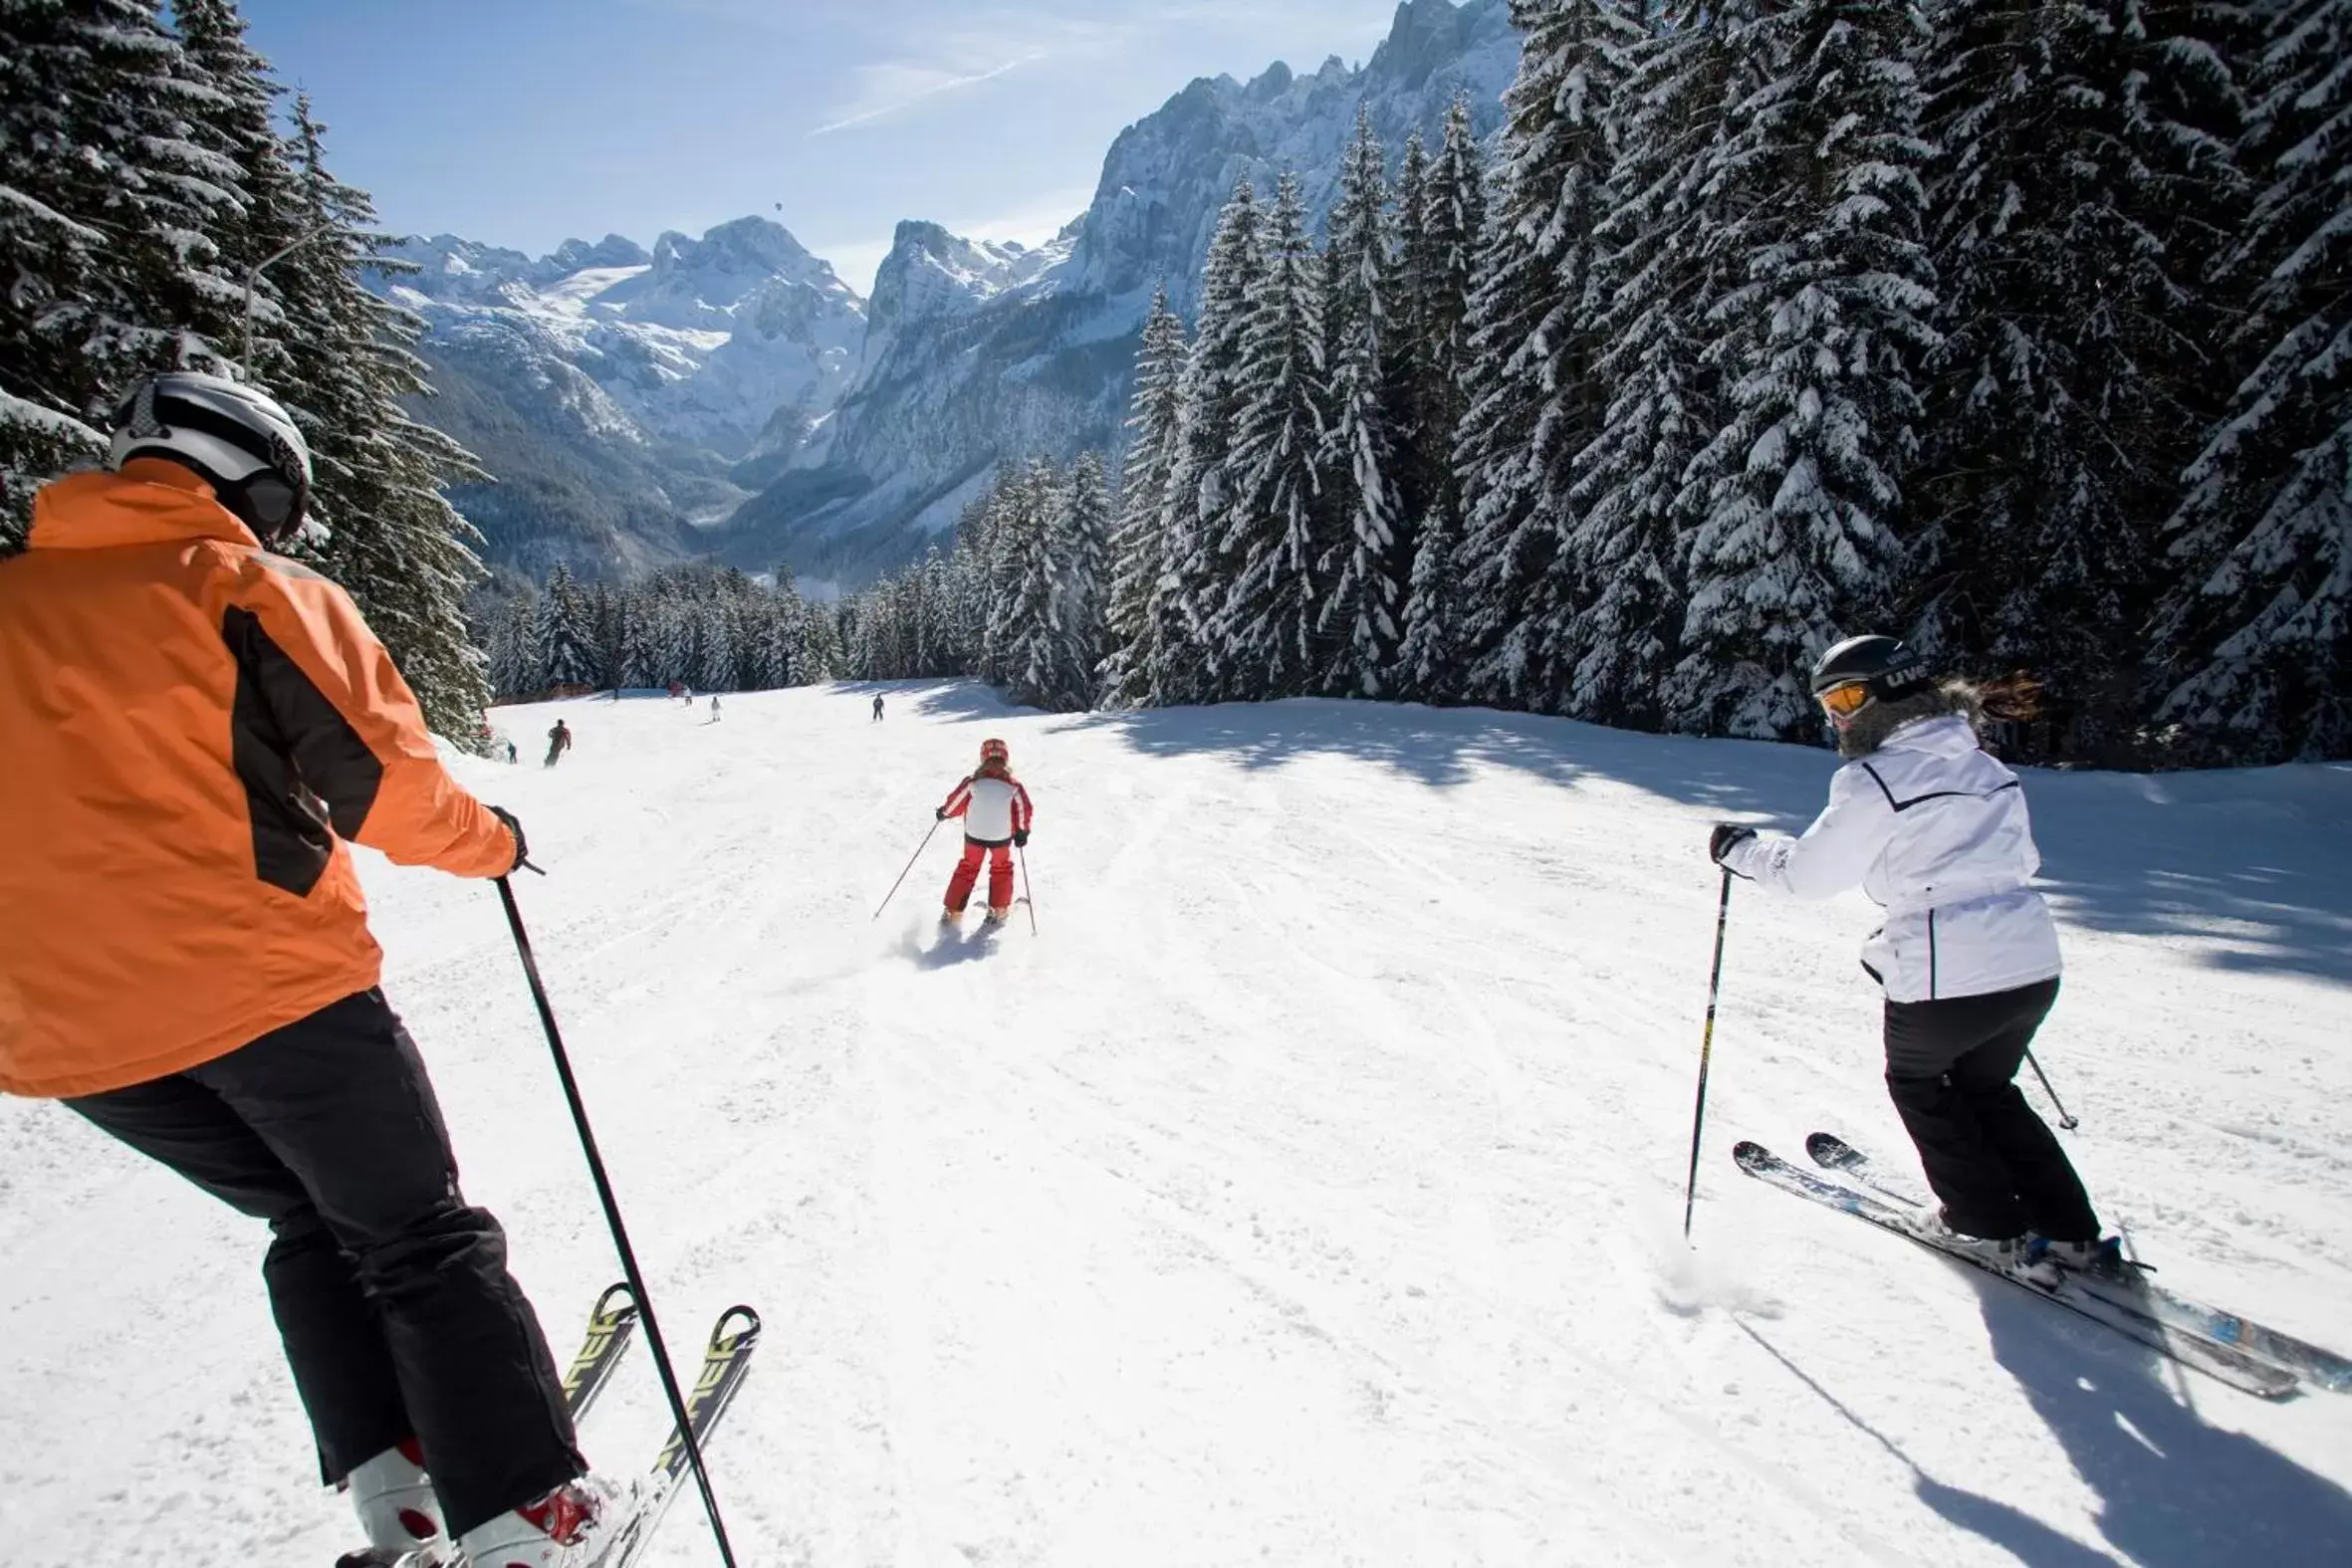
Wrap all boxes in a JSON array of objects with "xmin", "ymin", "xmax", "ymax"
[
  {"xmin": 809, "ymin": 52, "xmax": 1041, "ymax": 136},
  {"xmin": 952, "ymin": 184, "xmax": 1098, "ymax": 245}
]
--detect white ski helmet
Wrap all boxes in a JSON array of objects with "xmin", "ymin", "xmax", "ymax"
[{"xmin": 108, "ymin": 371, "xmax": 313, "ymax": 544}]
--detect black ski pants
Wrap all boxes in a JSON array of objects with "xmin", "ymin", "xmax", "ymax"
[
  {"xmin": 65, "ymin": 989, "xmax": 583, "ymax": 1535},
  {"xmin": 1883, "ymin": 976, "xmax": 2099, "ymax": 1242}
]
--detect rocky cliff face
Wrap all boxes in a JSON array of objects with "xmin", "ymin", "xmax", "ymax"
[
  {"xmin": 379, "ymin": 0, "xmax": 1517, "ymax": 586},
  {"xmin": 715, "ymin": 0, "xmax": 1517, "ymax": 586},
  {"xmin": 372, "ymin": 217, "xmax": 864, "ymax": 576}
]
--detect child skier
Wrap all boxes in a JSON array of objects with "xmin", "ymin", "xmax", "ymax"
[
  {"xmin": 544, "ymin": 719, "xmax": 573, "ymax": 769},
  {"xmin": 936, "ymin": 738, "xmax": 1033, "ymax": 926},
  {"xmin": 1709, "ymin": 635, "xmax": 2114, "ymax": 1276}
]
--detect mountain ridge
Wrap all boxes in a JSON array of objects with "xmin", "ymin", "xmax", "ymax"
[{"xmin": 376, "ymin": 0, "xmax": 1517, "ymax": 587}]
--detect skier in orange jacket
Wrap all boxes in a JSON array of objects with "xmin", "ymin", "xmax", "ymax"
[{"xmin": 0, "ymin": 372, "xmax": 623, "ymax": 1566}]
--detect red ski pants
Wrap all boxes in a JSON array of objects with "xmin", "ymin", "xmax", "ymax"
[{"xmin": 945, "ymin": 839, "xmax": 1015, "ymax": 913}]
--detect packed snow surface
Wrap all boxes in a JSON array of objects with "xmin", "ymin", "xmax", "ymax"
[{"xmin": 5, "ymin": 685, "xmax": 2350, "ymax": 1566}]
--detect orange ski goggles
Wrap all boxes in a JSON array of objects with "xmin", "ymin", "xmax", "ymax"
[{"xmin": 1817, "ymin": 680, "xmax": 1874, "ymax": 719}]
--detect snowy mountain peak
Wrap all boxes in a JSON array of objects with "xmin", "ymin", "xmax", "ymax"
[
  {"xmin": 718, "ymin": 0, "xmax": 1516, "ymax": 585},
  {"xmin": 868, "ymin": 219, "xmax": 1074, "ymax": 335},
  {"xmin": 367, "ymin": 213, "xmax": 869, "ymax": 572},
  {"xmin": 546, "ymin": 233, "xmax": 652, "ymax": 273},
  {"xmin": 648, "ymin": 216, "xmax": 838, "ymax": 292}
]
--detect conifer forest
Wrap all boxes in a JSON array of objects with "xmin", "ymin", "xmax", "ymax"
[{"xmin": 5, "ymin": 1, "xmax": 2345, "ymax": 766}]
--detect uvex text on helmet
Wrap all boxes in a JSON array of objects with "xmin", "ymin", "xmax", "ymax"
[{"xmin": 1809, "ymin": 634, "xmax": 1928, "ymax": 700}]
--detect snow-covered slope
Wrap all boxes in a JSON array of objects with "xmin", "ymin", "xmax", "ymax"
[
  {"xmin": 373, "ymin": 218, "xmax": 865, "ymax": 575},
  {"xmin": 718, "ymin": 0, "xmax": 1518, "ymax": 583},
  {"xmin": 5, "ymin": 686, "xmax": 2350, "ymax": 1566}
]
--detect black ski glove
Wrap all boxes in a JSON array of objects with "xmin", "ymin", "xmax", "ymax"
[
  {"xmin": 1709, "ymin": 822, "xmax": 1756, "ymax": 865},
  {"xmin": 489, "ymin": 804, "xmax": 531, "ymax": 873},
  {"xmin": 935, "ymin": 807, "xmax": 948, "ymax": 822},
  {"xmin": 1013, "ymin": 829, "xmax": 1030, "ymax": 848}
]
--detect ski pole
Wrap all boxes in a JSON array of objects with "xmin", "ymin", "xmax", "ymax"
[
  {"xmin": 1017, "ymin": 842, "xmax": 1039, "ymax": 935},
  {"xmin": 1683, "ymin": 868, "xmax": 1734, "ymax": 1241},
  {"xmin": 2024, "ymin": 1047, "xmax": 2080, "ymax": 1130},
  {"xmin": 495, "ymin": 878, "xmax": 740, "ymax": 1568},
  {"xmin": 872, "ymin": 818, "xmax": 943, "ymax": 921}
]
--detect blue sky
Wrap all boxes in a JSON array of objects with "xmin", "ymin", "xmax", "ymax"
[{"xmin": 238, "ymin": 0, "xmax": 1406, "ymax": 296}]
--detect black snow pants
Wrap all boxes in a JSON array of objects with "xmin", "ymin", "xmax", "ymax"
[
  {"xmin": 65, "ymin": 989, "xmax": 583, "ymax": 1535},
  {"xmin": 1882, "ymin": 976, "xmax": 2100, "ymax": 1243}
]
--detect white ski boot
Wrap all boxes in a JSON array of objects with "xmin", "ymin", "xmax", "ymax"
[
  {"xmin": 457, "ymin": 1472, "xmax": 636, "ymax": 1568},
  {"xmin": 335, "ymin": 1441, "xmax": 449, "ymax": 1568},
  {"xmin": 982, "ymin": 904, "xmax": 1011, "ymax": 927},
  {"xmin": 1910, "ymin": 1207, "xmax": 2052, "ymax": 1282}
]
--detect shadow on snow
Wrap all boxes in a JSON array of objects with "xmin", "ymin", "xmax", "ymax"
[
  {"xmin": 1743, "ymin": 1274, "xmax": 2352, "ymax": 1566},
  {"xmin": 1020, "ymin": 695, "xmax": 2352, "ymax": 989}
]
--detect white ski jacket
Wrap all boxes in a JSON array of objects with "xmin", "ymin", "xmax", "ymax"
[
  {"xmin": 1719, "ymin": 714, "xmax": 2062, "ymax": 1004},
  {"xmin": 940, "ymin": 771, "xmax": 1033, "ymax": 845}
]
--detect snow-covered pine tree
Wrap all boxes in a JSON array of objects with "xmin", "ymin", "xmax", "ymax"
[
  {"xmin": 1101, "ymin": 288, "xmax": 1188, "ymax": 707},
  {"xmin": 618, "ymin": 584, "xmax": 660, "ymax": 690},
  {"xmin": 1151, "ymin": 179, "xmax": 1265, "ymax": 706},
  {"xmin": 170, "ymin": 0, "xmax": 300, "ymax": 344},
  {"xmin": 752, "ymin": 572, "xmax": 799, "ymax": 691},
  {"xmin": 1559, "ymin": 6, "xmax": 1746, "ymax": 729},
  {"xmin": 914, "ymin": 547, "xmax": 953, "ymax": 674},
  {"xmin": 1385, "ymin": 130, "xmax": 1438, "ymax": 570},
  {"xmin": 1666, "ymin": 1, "xmax": 1938, "ymax": 740},
  {"xmin": 655, "ymin": 581, "xmax": 696, "ymax": 687},
  {"xmin": 1054, "ymin": 449, "xmax": 1114, "ymax": 709},
  {"xmin": 2151, "ymin": 0, "xmax": 2350, "ymax": 760},
  {"xmin": 1912, "ymin": 0, "xmax": 2234, "ymax": 757},
  {"xmin": 1317, "ymin": 107, "xmax": 1403, "ymax": 697},
  {"xmin": 802, "ymin": 599, "xmax": 844, "ymax": 682},
  {"xmin": 533, "ymin": 564, "xmax": 596, "ymax": 689},
  {"xmin": 1453, "ymin": 0, "xmax": 1648, "ymax": 712},
  {"xmin": 490, "ymin": 593, "xmax": 541, "ymax": 698},
  {"xmin": 273, "ymin": 96, "xmax": 496, "ymax": 745},
  {"xmin": 994, "ymin": 459, "xmax": 1063, "ymax": 709},
  {"xmin": 694, "ymin": 593, "xmax": 737, "ymax": 693},
  {"xmin": 973, "ymin": 472, "xmax": 1021, "ymax": 686},
  {"xmin": 1212, "ymin": 171, "xmax": 1330, "ymax": 701},
  {"xmin": 587, "ymin": 581, "xmax": 622, "ymax": 689},
  {"xmin": 946, "ymin": 496, "xmax": 995, "ymax": 674},
  {"xmin": 1395, "ymin": 95, "xmax": 1491, "ymax": 701},
  {"xmin": 1, "ymin": 0, "xmax": 246, "ymax": 540}
]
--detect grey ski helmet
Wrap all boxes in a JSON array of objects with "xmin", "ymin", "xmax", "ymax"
[{"xmin": 109, "ymin": 371, "xmax": 313, "ymax": 545}]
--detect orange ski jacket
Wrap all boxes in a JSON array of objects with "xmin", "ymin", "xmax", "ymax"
[{"xmin": 0, "ymin": 461, "xmax": 519, "ymax": 1098}]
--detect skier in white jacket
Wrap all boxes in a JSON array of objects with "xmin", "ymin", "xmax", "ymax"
[
  {"xmin": 936, "ymin": 738, "xmax": 1034, "ymax": 926},
  {"xmin": 1710, "ymin": 635, "xmax": 2112, "ymax": 1272}
]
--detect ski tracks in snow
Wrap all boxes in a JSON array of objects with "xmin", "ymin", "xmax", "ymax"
[{"xmin": 7, "ymin": 686, "xmax": 2352, "ymax": 1567}]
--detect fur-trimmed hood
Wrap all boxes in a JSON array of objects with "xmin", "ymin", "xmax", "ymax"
[{"xmin": 1838, "ymin": 679, "xmax": 1984, "ymax": 760}]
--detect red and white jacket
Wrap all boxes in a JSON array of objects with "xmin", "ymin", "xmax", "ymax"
[{"xmin": 940, "ymin": 768, "xmax": 1033, "ymax": 845}]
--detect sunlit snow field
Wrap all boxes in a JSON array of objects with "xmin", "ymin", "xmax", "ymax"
[{"xmin": 4, "ymin": 682, "xmax": 2348, "ymax": 1566}]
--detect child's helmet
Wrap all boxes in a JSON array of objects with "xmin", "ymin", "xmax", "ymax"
[{"xmin": 979, "ymin": 738, "xmax": 1011, "ymax": 767}]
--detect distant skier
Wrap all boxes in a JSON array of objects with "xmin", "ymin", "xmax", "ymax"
[
  {"xmin": 872, "ymin": 694, "xmax": 885, "ymax": 723},
  {"xmin": 936, "ymin": 737, "xmax": 1034, "ymax": 927},
  {"xmin": 506, "ymin": 739, "xmax": 518, "ymax": 765},
  {"xmin": 0, "ymin": 372, "xmax": 624, "ymax": 1567},
  {"xmin": 1709, "ymin": 635, "xmax": 2114, "ymax": 1275},
  {"xmin": 710, "ymin": 695, "xmax": 722, "ymax": 722},
  {"xmin": 544, "ymin": 719, "xmax": 573, "ymax": 769}
]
